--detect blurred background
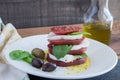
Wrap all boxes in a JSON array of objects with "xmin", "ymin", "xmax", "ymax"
[{"xmin": 0, "ymin": 0, "xmax": 119, "ymax": 28}]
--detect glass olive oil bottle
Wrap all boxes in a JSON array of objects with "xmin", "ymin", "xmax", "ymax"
[
  {"xmin": 83, "ymin": 0, "xmax": 113, "ymax": 45},
  {"xmin": 83, "ymin": 21, "xmax": 111, "ymax": 44}
]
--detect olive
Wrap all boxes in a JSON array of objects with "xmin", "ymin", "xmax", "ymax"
[
  {"xmin": 32, "ymin": 48, "xmax": 45, "ymax": 60},
  {"xmin": 32, "ymin": 58, "xmax": 44, "ymax": 68},
  {"xmin": 42, "ymin": 63, "xmax": 56, "ymax": 72}
]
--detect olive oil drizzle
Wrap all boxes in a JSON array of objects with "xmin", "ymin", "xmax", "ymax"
[{"xmin": 65, "ymin": 58, "xmax": 91, "ymax": 75}]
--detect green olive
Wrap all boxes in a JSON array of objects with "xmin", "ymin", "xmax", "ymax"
[{"xmin": 32, "ymin": 48, "xmax": 45, "ymax": 60}]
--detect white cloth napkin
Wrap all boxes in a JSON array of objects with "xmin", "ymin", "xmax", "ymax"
[{"xmin": 0, "ymin": 19, "xmax": 29, "ymax": 80}]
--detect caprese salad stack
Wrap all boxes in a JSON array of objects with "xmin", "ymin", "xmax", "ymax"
[{"xmin": 47, "ymin": 26, "xmax": 90, "ymax": 67}]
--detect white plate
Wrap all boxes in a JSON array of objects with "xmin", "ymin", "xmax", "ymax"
[{"xmin": 4, "ymin": 34, "xmax": 118, "ymax": 79}]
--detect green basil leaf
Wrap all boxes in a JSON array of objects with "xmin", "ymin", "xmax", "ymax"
[
  {"xmin": 52, "ymin": 45, "xmax": 73, "ymax": 59},
  {"xmin": 29, "ymin": 54, "xmax": 35, "ymax": 59},
  {"xmin": 10, "ymin": 50, "xmax": 30, "ymax": 60},
  {"xmin": 74, "ymin": 53, "xmax": 88, "ymax": 59},
  {"xmin": 9, "ymin": 50, "xmax": 35, "ymax": 64},
  {"xmin": 81, "ymin": 53, "xmax": 88, "ymax": 58},
  {"xmin": 69, "ymin": 31, "xmax": 91, "ymax": 35},
  {"xmin": 22, "ymin": 57, "xmax": 33, "ymax": 64}
]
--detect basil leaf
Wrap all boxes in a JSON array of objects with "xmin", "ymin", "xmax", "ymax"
[
  {"xmin": 29, "ymin": 54, "xmax": 35, "ymax": 59},
  {"xmin": 69, "ymin": 31, "xmax": 91, "ymax": 35},
  {"xmin": 10, "ymin": 50, "xmax": 30, "ymax": 60},
  {"xmin": 52, "ymin": 45, "xmax": 73, "ymax": 59},
  {"xmin": 22, "ymin": 57, "xmax": 33, "ymax": 64},
  {"xmin": 81, "ymin": 53, "xmax": 88, "ymax": 58},
  {"xmin": 74, "ymin": 53, "xmax": 88, "ymax": 59},
  {"xmin": 22, "ymin": 54, "xmax": 35, "ymax": 64},
  {"xmin": 10, "ymin": 50, "xmax": 35, "ymax": 64}
]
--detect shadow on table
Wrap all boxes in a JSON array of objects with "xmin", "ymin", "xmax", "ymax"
[{"xmin": 29, "ymin": 60, "xmax": 120, "ymax": 80}]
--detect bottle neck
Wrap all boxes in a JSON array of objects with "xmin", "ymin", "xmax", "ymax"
[
  {"xmin": 84, "ymin": 0, "xmax": 98, "ymax": 23},
  {"xmin": 98, "ymin": 0, "xmax": 113, "ymax": 30},
  {"xmin": 98, "ymin": 0, "xmax": 113, "ymax": 22},
  {"xmin": 99, "ymin": 0, "xmax": 109, "ymax": 9}
]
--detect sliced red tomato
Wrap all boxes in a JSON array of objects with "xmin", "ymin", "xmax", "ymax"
[
  {"xmin": 68, "ymin": 48, "xmax": 86, "ymax": 55},
  {"xmin": 47, "ymin": 54, "xmax": 87, "ymax": 67},
  {"xmin": 48, "ymin": 37, "xmax": 85, "ymax": 45},
  {"xmin": 48, "ymin": 44, "xmax": 86, "ymax": 55},
  {"xmin": 51, "ymin": 26, "xmax": 83, "ymax": 35}
]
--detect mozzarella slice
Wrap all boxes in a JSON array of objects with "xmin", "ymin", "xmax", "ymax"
[
  {"xmin": 48, "ymin": 32, "xmax": 83, "ymax": 40},
  {"xmin": 71, "ymin": 39, "xmax": 89, "ymax": 50},
  {"xmin": 49, "ymin": 54, "xmax": 77, "ymax": 63}
]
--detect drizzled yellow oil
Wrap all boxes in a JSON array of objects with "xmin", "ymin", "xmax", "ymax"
[
  {"xmin": 44, "ymin": 50, "xmax": 49, "ymax": 58},
  {"xmin": 65, "ymin": 58, "xmax": 91, "ymax": 74}
]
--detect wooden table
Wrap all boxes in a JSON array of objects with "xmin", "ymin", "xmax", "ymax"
[{"xmin": 17, "ymin": 21, "xmax": 120, "ymax": 58}]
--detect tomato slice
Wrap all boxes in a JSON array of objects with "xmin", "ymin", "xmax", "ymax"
[
  {"xmin": 68, "ymin": 48, "xmax": 86, "ymax": 55},
  {"xmin": 47, "ymin": 54, "xmax": 86, "ymax": 67},
  {"xmin": 48, "ymin": 44, "xmax": 86, "ymax": 55},
  {"xmin": 51, "ymin": 26, "xmax": 83, "ymax": 35},
  {"xmin": 48, "ymin": 37, "xmax": 85, "ymax": 45}
]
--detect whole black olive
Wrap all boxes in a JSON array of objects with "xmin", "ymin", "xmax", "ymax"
[
  {"xmin": 42, "ymin": 63, "xmax": 56, "ymax": 72},
  {"xmin": 32, "ymin": 48, "xmax": 45, "ymax": 60},
  {"xmin": 32, "ymin": 58, "xmax": 44, "ymax": 68}
]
